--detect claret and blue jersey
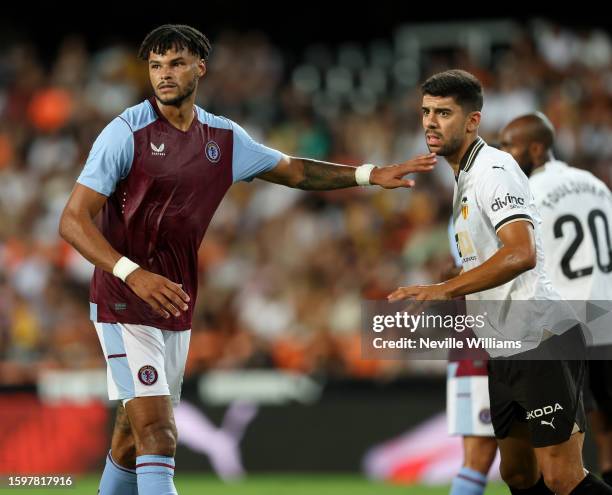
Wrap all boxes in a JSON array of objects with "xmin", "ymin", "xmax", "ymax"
[{"xmin": 77, "ymin": 98, "xmax": 282, "ymax": 330}]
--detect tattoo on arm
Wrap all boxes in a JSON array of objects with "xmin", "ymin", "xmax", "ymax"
[{"xmin": 296, "ymin": 158, "xmax": 357, "ymax": 190}]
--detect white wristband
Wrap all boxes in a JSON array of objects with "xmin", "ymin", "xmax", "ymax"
[
  {"xmin": 355, "ymin": 163, "xmax": 377, "ymax": 186},
  {"xmin": 113, "ymin": 256, "xmax": 140, "ymax": 283}
]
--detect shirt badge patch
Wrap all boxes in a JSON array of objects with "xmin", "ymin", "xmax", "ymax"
[
  {"xmin": 205, "ymin": 141, "xmax": 221, "ymax": 163},
  {"xmin": 461, "ymin": 196, "xmax": 469, "ymax": 219}
]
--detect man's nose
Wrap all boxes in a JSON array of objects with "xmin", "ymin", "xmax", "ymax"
[{"xmin": 424, "ymin": 115, "xmax": 437, "ymax": 128}]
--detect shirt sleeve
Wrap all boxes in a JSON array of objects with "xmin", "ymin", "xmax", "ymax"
[
  {"xmin": 76, "ymin": 117, "xmax": 134, "ymax": 196},
  {"xmin": 477, "ymin": 168, "xmax": 534, "ymax": 233},
  {"xmin": 230, "ymin": 120, "xmax": 283, "ymax": 183}
]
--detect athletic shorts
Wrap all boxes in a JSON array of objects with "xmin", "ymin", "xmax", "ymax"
[
  {"xmin": 94, "ymin": 322, "xmax": 190, "ymax": 406},
  {"xmin": 488, "ymin": 356, "xmax": 586, "ymax": 448},
  {"xmin": 447, "ymin": 362, "xmax": 494, "ymax": 436},
  {"xmin": 584, "ymin": 355, "xmax": 612, "ymax": 415}
]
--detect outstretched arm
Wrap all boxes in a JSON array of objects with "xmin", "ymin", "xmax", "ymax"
[{"xmin": 257, "ymin": 154, "xmax": 437, "ymax": 190}]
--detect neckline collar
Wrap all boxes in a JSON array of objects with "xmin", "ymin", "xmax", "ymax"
[
  {"xmin": 532, "ymin": 159, "xmax": 568, "ymax": 177},
  {"xmin": 148, "ymin": 97, "xmax": 197, "ymax": 134},
  {"xmin": 458, "ymin": 137, "xmax": 486, "ymax": 175}
]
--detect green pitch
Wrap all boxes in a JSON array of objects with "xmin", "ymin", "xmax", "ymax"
[{"xmin": 1, "ymin": 474, "xmax": 509, "ymax": 494}]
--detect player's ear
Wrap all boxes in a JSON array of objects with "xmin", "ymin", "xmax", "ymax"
[
  {"xmin": 466, "ymin": 111, "xmax": 481, "ymax": 133},
  {"xmin": 198, "ymin": 60, "xmax": 206, "ymax": 78}
]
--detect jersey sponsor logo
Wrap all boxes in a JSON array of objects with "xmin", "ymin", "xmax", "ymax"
[
  {"xmin": 455, "ymin": 231, "xmax": 475, "ymax": 257},
  {"xmin": 150, "ymin": 142, "xmax": 166, "ymax": 156},
  {"xmin": 479, "ymin": 408, "xmax": 492, "ymax": 424},
  {"xmin": 205, "ymin": 141, "xmax": 221, "ymax": 163},
  {"xmin": 526, "ymin": 403, "xmax": 563, "ymax": 420},
  {"xmin": 541, "ymin": 417, "xmax": 556, "ymax": 429},
  {"xmin": 138, "ymin": 365, "xmax": 159, "ymax": 386},
  {"xmin": 491, "ymin": 193, "xmax": 525, "ymax": 212}
]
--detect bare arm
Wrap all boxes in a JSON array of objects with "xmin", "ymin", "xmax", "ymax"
[
  {"xmin": 59, "ymin": 183, "xmax": 121, "ymax": 272},
  {"xmin": 388, "ymin": 221, "xmax": 536, "ymax": 301},
  {"xmin": 257, "ymin": 154, "xmax": 437, "ymax": 190},
  {"xmin": 59, "ymin": 184, "xmax": 189, "ymax": 319}
]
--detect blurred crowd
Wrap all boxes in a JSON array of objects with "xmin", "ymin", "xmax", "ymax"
[{"xmin": 0, "ymin": 19, "xmax": 610, "ymax": 385}]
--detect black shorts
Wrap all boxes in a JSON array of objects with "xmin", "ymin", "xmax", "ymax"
[
  {"xmin": 584, "ymin": 354, "xmax": 612, "ymax": 416},
  {"xmin": 489, "ymin": 357, "xmax": 586, "ymax": 447},
  {"xmin": 488, "ymin": 325, "xmax": 589, "ymax": 448}
]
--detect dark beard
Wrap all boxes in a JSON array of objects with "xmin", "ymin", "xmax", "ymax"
[
  {"xmin": 155, "ymin": 77, "xmax": 197, "ymax": 107},
  {"xmin": 518, "ymin": 150, "xmax": 535, "ymax": 176},
  {"xmin": 523, "ymin": 162, "xmax": 535, "ymax": 177},
  {"xmin": 430, "ymin": 134, "xmax": 464, "ymax": 157}
]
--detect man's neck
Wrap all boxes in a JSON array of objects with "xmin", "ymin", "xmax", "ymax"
[
  {"xmin": 157, "ymin": 98, "xmax": 196, "ymax": 132},
  {"xmin": 530, "ymin": 151, "xmax": 556, "ymax": 177},
  {"xmin": 447, "ymin": 134, "xmax": 479, "ymax": 176},
  {"xmin": 534, "ymin": 151, "xmax": 555, "ymax": 169}
]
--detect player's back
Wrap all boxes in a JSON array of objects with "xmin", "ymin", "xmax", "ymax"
[{"xmin": 529, "ymin": 160, "xmax": 612, "ymax": 300}]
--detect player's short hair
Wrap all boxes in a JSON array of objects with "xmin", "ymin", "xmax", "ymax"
[
  {"xmin": 138, "ymin": 24, "xmax": 212, "ymax": 61},
  {"xmin": 514, "ymin": 112, "xmax": 556, "ymax": 149},
  {"xmin": 421, "ymin": 69, "xmax": 483, "ymax": 113}
]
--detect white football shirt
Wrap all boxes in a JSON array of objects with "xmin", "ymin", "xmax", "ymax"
[
  {"xmin": 453, "ymin": 138, "xmax": 577, "ymax": 356},
  {"xmin": 529, "ymin": 160, "xmax": 612, "ymax": 301}
]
